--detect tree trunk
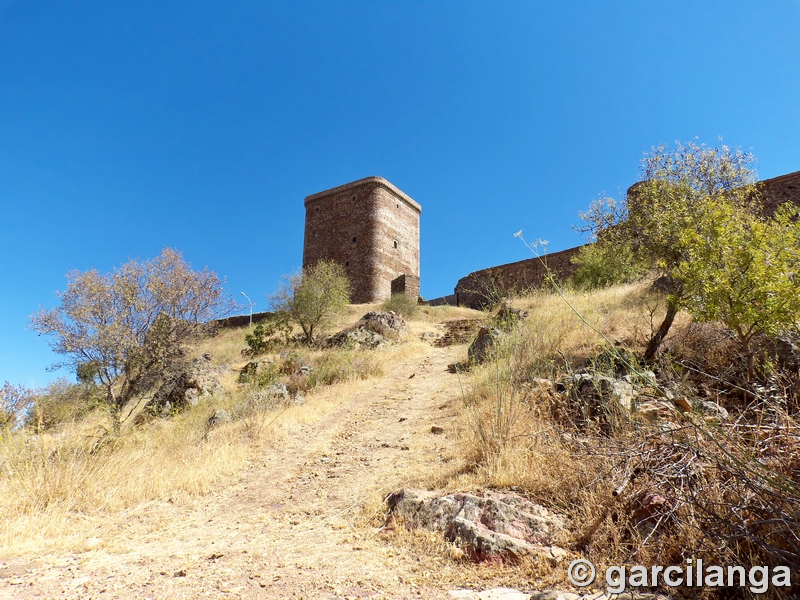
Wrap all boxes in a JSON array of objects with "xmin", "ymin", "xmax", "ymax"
[
  {"xmin": 737, "ymin": 329, "xmax": 755, "ymax": 381},
  {"xmin": 645, "ymin": 298, "xmax": 679, "ymax": 362}
]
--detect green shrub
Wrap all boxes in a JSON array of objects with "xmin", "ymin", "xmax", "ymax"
[
  {"xmin": 381, "ymin": 294, "xmax": 419, "ymax": 318},
  {"xmin": 570, "ymin": 242, "xmax": 641, "ymax": 290},
  {"xmin": 29, "ymin": 378, "xmax": 101, "ymax": 429},
  {"xmin": 237, "ymin": 360, "xmax": 281, "ymax": 387},
  {"xmin": 242, "ymin": 315, "xmax": 291, "ymax": 357}
]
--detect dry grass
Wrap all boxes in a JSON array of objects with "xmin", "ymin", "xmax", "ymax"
[
  {"xmin": 453, "ymin": 281, "xmax": 800, "ymax": 597},
  {"xmin": 0, "ymin": 405, "xmax": 253, "ymax": 553},
  {"xmin": 0, "ymin": 306, "xmax": 433, "ymax": 555}
]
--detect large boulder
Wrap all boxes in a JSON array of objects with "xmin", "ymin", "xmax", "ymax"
[
  {"xmin": 386, "ymin": 489, "xmax": 566, "ymax": 563},
  {"xmin": 559, "ymin": 371, "xmax": 638, "ymax": 413},
  {"xmin": 326, "ymin": 311, "xmax": 408, "ymax": 349},
  {"xmin": 358, "ymin": 311, "xmax": 408, "ymax": 336},
  {"xmin": 468, "ymin": 327, "xmax": 505, "ymax": 364},
  {"xmin": 327, "ymin": 327, "xmax": 387, "ymax": 349}
]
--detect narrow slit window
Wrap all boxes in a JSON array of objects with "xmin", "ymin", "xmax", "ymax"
[
  {"xmin": 393, "ymin": 240, "xmax": 398, "ymax": 249},
  {"xmin": 352, "ymin": 237, "xmax": 357, "ymax": 243}
]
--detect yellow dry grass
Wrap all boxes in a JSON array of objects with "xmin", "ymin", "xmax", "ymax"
[
  {"xmin": 0, "ymin": 305, "xmax": 436, "ymax": 555},
  {"xmin": 450, "ymin": 281, "xmax": 675, "ymax": 513}
]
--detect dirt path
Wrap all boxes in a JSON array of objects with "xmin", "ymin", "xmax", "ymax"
[{"xmin": 0, "ymin": 344, "xmax": 485, "ymax": 599}]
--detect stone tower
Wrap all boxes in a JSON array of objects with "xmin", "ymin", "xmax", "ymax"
[{"xmin": 303, "ymin": 176, "xmax": 421, "ymax": 304}]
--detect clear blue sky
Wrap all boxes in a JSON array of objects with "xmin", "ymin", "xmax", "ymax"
[{"xmin": 2, "ymin": 1, "xmax": 799, "ymax": 387}]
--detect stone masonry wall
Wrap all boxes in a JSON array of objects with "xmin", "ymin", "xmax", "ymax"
[
  {"xmin": 303, "ymin": 177, "xmax": 421, "ymax": 304},
  {"xmin": 758, "ymin": 170, "xmax": 800, "ymax": 216},
  {"xmin": 454, "ymin": 246, "xmax": 585, "ymax": 309},
  {"xmin": 450, "ymin": 170, "xmax": 800, "ymax": 310},
  {"xmin": 391, "ymin": 274, "xmax": 421, "ymax": 301}
]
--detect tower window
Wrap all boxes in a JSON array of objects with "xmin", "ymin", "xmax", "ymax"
[
  {"xmin": 352, "ymin": 237, "xmax": 357, "ymax": 243},
  {"xmin": 352, "ymin": 195, "xmax": 356, "ymax": 201},
  {"xmin": 396, "ymin": 203, "xmax": 399, "ymax": 208},
  {"xmin": 393, "ymin": 240, "xmax": 398, "ymax": 249},
  {"xmin": 345, "ymin": 261, "xmax": 349, "ymax": 267},
  {"xmin": 316, "ymin": 207, "xmax": 319, "ymax": 213}
]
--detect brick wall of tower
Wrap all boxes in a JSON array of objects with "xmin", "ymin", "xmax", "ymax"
[
  {"xmin": 367, "ymin": 186, "xmax": 420, "ymax": 302},
  {"xmin": 303, "ymin": 178, "xmax": 421, "ymax": 304}
]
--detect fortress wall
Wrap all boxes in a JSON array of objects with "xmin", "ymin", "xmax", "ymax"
[
  {"xmin": 454, "ymin": 246, "xmax": 585, "ymax": 309},
  {"xmin": 758, "ymin": 170, "xmax": 800, "ymax": 216}
]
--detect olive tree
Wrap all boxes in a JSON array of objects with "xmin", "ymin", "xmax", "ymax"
[
  {"xmin": 580, "ymin": 140, "xmax": 760, "ymax": 360},
  {"xmin": 30, "ymin": 248, "xmax": 235, "ymax": 429},
  {"xmin": 271, "ymin": 260, "xmax": 350, "ymax": 344},
  {"xmin": 676, "ymin": 201, "xmax": 800, "ymax": 377}
]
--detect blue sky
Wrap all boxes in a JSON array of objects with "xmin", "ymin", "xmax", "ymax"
[{"xmin": 2, "ymin": 1, "xmax": 799, "ymax": 387}]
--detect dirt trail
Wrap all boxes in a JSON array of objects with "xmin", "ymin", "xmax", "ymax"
[{"xmin": 0, "ymin": 344, "xmax": 483, "ymax": 599}]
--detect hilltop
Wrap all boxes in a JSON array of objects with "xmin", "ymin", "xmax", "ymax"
[{"xmin": 1, "ymin": 282, "xmax": 798, "ymax": 599}]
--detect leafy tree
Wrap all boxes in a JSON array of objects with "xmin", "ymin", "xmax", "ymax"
[
  {"xmin": 579, "ymin": 140, "xmax": 760, "ymax": 360},
  {"xmin": 676, "ymin": 201, "xmax": 800, "ymax": 377},
  {"xmin": 30, "ymin": 248, "xmax": 234, "ymax": 430},
  {"xmin": 271, "ymin": 260, "xmax": 350, "ymax": 345}
]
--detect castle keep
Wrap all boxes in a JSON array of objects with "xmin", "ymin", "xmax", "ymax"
[
  {"xmin": 303, "ymin": 177, "xmax": 421, "ymax": 304},
  {"xmin": 299, "ymin": 169, "xmax": 800, "ymax": 311}
]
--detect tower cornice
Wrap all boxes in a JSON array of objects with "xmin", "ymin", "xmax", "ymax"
[{"xmin": 304, "ymin": 176, "xmax": 422, "ymax": 213}]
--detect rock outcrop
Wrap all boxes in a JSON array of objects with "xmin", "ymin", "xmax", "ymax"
[
  {"xmin": 327, "ymin": 311, "xmax": 408, "ymax": 349},
  {"xmin": 387, "ymin": 489, "xmax": 566, "ymax": 563}
]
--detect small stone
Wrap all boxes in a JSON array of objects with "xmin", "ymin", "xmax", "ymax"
[
  {"xmin": 468, "ymin": 327, "xmax": 505, "ymax": 364},
  {"xmin": 430, "ymin": 426, "xmax": 445, "ymax": 434},
  {"xmin": 637, "ymin": 400, "xmax": 675, "ymax": 423},
  {"xmin": 206, "ymin": 409, "xmax": 233, "ymax": 429},
  {"xmin": 673, "ymin": 396, "xmax": 692, "ymax": 412},
  {"xmin": 698, "ymin": 400, "xmax": 729, "ymax": 421},
  {"xmin": 174, "ymin": 569, "xmax": 187, "ymax": 577},
  {"xmin": 292, "ymin": 395, "xmax": 306, "ymax": 406}
]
